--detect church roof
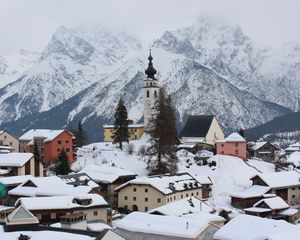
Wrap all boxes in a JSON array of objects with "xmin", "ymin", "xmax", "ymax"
[
  {"xmin": 180, "ymin": 115, "xmax": 215, "ymax": 138},
  {"xmin": 145, "ymin": 50, "xmax": 157, "ymax": 80}
]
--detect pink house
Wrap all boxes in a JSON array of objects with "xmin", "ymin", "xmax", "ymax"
[{"xmin": 216, "ymin": 133, "xmax": 247, "ymax": 160}]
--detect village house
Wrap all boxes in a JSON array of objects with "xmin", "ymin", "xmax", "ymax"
[
  {"xmin": 285, "ymin": 141, "xmax": 300, "ymax": 153},
  {"xmin": 243, "ymin": 196, "xmax": 298, "ymax": 223},
  {"xmin": 19, "ymin": 129, "xmax": 74, "ymax": 164},
  {"xmin": 115, "ymin": 173, "xmax": 209, "ymax": 212},
  {"xmin": 103, "ymin": 123, "xmax": 144, "ymax": 142},
  {"xmin": 0, "ymin": 152, "xmax": 43, "ymax": 177},
  {"xmin": 177, "ymin": 142, "xmax": 215, "ymax": 154},
  {"xmin": 59, "ymin": 172, "xmax": 101, "ymax": 194},
  {"xmin": 15, "ymin": 194, "xmax": 109, "ymax": 224},
  {"xmin": 180, "ymin": 115, "xmax": 224, "ymax": 145},
  {"xmin": 231, "ymin": 171, "xmax": 300, "ymax": 208},
  {"xmin": 216, "ymin": 132, "xmax": 247, "ymax": 160},
  {"xmin": 115, "ymin": 211, "xmax": 220, "ymax": 240},
  {"xmin": 214, "ymin": 214, "xmax": 300, "ymax": 240},
  {"xmin": 0, "ymin": 131, "xmax": 20, "ymax": 152},
  {"xmin": 79, "ymin": 164, "xmax": 137, "ymax": 208},
  {"xmin": 248, "ymin": 141, "xmax": 281, "ymax": 162},
  {"xmin": 7, "ymin": 176, "xmax": 93, "ymax": 205}
]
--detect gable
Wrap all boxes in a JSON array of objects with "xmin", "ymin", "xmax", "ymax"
[
  {"xmin": 180, "ymin": 115, "xmax": 214, "ymax": 138},
  {"xmin": 6, "ymin": 205, "xmax": 39, "ymax": 225},
  {"xmin": 22, "ymin": 180, "xmax": 37, "ymax": 187},
  {"xmin": 251, "ymin": 176, "xmax": 269, "ymax": 187}
]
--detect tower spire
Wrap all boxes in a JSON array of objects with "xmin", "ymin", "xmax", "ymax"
[{"xmin": 145, "ymin": 49, "xmax": 157, "ymax": 80}]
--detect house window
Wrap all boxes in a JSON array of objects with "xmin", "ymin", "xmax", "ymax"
[
  {"xmin": 235, "ymin": 143, "xmax": 238, "ymax": 147},
  {"xmin": 174, "ymin": 196, "xmax": 176, "ymax": 200},
  {"xmin": 57, "ymin": 148, "xmax": 60, "ymax": 152},
  {"xmin": 181, "ymin": 194, "xmax": 183, "ymax": 199},
  {"xmin": 133, "ymin": 188, "xmax": 136, "ymax": 192},
  {"xmin": 221, "ymin": 151, "xmax": 224, "ymax": 154},
  {"xmin": 66, "ymin": 147, "xmax": 70, "ymax": 153},
  {"xmin": 221, "ymin": 144, "xmax": 224, "ymax": 147},
  {"xmin": 145, "ymin": 188, "xmax": 148, "ymax": 193},
  {"xmin": 124, "ymin": 196, "xmax": 128, "ymax": 200},
  {"xmin": 66, "ymin": 140, "xmax": 69, "ymax": 144},
  {"xmin": 145, "ymin": 197, "xmax": 148, "ymax": 202},
  {"xmin": 57, "ymin": 140, "xmax": 62, "ymax": 145},
  {"xmin": 4, "ymin": 136, "xmax": 7, "ymax": 140},
  {"xmin": 196, "ymin": 192, "xmax": 199, "ymax": 195},
  {"xmin": 9, "ymin": 142, "xmax": 12, "ymax": 146},
  {"xmin": 50, "ymin": 213, "xmax": 56, "ymax": 219},
  {"xmin": 157, "ymin": 198, "xmax": 161, "ymax": 203},
  {"xmin": 124, "ymin": 205, "xmax": 128, "ymax": 209},
  {"xmin": 145, "ymin": 207, "xmax": 148, "ymax": 211},
  {"xmin": 292, "ymin": 195, "xmax": 295, "ymax": 198},
  {"xmin": 133, "ymin": 197, "xmax": 136, "ymax": 201},
  {"xmin": 191, "ymin": 193, "xmax": 194, "ymax": 196},
  {"xmin": 93, "ymin": 211, "xmax": 98, "ymax": 216},
  {"xmin": 235, "ymin": 150, "xmax": 239, "ymax": 154},
  {"xmin": 186, "ymin": 193, "xmax": 188, "ymax": 197},
  {"xmin": 36, "ymin": 213, "xmax": 42, "ymax": 220},
  {"xmin": 292, "ymin": 188, "xmax": 296, "ymax": 190}
]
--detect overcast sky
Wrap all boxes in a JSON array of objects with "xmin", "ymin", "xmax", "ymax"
[{"xmin": 0, "ymin": 0, "xmax": 299, "ymax": 55}]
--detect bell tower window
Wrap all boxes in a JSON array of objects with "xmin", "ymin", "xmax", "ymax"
[
  {"xmin": 154, "ymin": 90, "xmax": 157, "ymax": 98},
  {"xmin": 147, "ymin": 90, "xmax": 150, "ymax": 98}
]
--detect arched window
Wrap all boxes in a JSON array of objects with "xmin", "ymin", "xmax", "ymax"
[
  {"xmin": 154, "ymin": 90, "xmax": 157, "ymax": 98},
  {"xmin": 147, "ymin": 90, "xmax": 149, "ymax": 98},
  {"xmin": 150, "ymin": 82, "xmax": 152, "ymax": 86}
]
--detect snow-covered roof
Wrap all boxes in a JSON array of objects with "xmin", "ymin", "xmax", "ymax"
[
  {"xmin": 243, "ymin": 207, "xmax": 272, "ymax": 213},
  {"xmin": 115, "ymin": 173, "xmax": 202, "ymax": 195},
  {"xmin": 0, "ymin": 230, "xmax": 95, "ymax": 240},
  {"xmin": 148, "ymin": 197, "xmax": 215, "ymax": 216},
  {"xmin": 0, "ymin": 175, "xmax": 33, "ymax": 186},
  {"xmin": 214, "ymin": 214, "xmax": 298, "ymax": 240},
  {"xmin": 251, "ymin": 171, "xmax": 300, "ymax": 188},
  {"xmin": 0, "ymin": 152, "xmax": 33, "ymax": 167},
  {"xmin": 230, "ymin": 185, "xmax": 270, "ymax": 198},
  {"xmin": 8, "ymin": 176, "xmax": 92, "ymax": 197},
  {"xmin": 87, "ymin": 222, "xmax": 112, "ymax": 232},
  {"xmin": 115, "ymin": 212, "xmax": 213, "ymax": 238},
  {"xmin": 19, "ymin": 129, "xmax": 70, "ymax": 144},
  {"xmin": 103, "ymin": 124, "xmax": 144, "ymax": 128},
  {"xmin": 178, "ymin": 143, "xmax": 196, "ymax": 149},
  {"xmin": 79, "ymin": 165, "xmax": 137, "ymax": 184},
  {"xmin": 287, "ymin": 152, "xmax": 300, "ymax": 167},
  {"xmin": 59, "ymin": 173, "xmax": 99, "ymax": 189},
  {"xmin": 254, "ymin": 196, "xmax": 289, "ymax": 210},
  {"xmin": 217, "ymin": 132, "xmax": 245, "ymax": 143},
  {"xmin": 16, "ymin": 194, "xmax": 108, "ymax": 210},
  {"xmin": 285, "ymin": 142, "xmax": 300, "ymax": 152}
]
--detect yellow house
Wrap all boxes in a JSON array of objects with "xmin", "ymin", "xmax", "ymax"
[
  {"xmin": 115, "ymin": 173, "xmax": 212, "ymax": 212},
  {"xmin": 103, "ymin": 124, "xmax": 144, "ymax": 142}
]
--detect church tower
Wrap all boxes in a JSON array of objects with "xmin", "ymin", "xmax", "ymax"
[{"xmin": 143, "ymin": 50, "xmax": 160, "ymax": 132}]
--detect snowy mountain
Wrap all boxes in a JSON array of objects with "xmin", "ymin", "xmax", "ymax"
[
  {"xmin": 154, "ymin": 17, "xmax": 300, "ymax": 111},
  {"xmin": 0, "ymin": 17, "xmax": 299, "ymax": 141},
  {"xmin": 0, "ymin": 26, "xmax": 142, "ymax": 124},
  {"xmin": 0, "ymin": 49, "xmax": 40, "ymax": 88}
]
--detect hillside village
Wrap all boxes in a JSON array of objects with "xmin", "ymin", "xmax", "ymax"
[{"xmin": 0, "ymin": 54, "xmax": 300, "ymax": 240}]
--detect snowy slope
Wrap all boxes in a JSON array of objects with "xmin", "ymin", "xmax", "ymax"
[
  {"xmin": 0, "ymin": 49, "xmax": 39, "ymax": 88},
  {"xmin": 154, "ymin": 16, "xmax": 300, "ymax": 111}
]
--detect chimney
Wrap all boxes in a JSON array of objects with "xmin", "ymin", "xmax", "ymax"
[{"xmin": 18, "ymin": 234, "xmax": 30, "ymax": 240}]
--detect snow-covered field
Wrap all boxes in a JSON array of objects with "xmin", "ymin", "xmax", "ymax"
[{"xmin": 73, "ymin": 135, "xmax": 276, "ymax": 212}]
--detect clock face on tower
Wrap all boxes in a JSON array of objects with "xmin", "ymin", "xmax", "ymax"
[{"xmin": 145, "ymin": 100, "xmax": 151, "ymax": 107}]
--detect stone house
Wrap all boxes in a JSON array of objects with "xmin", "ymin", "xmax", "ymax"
[
  {"xmin": 248, "ymin": 142, "xmax": 281, "ymax": 162},
  {"xmin": 0, "ymin": 131, "xmax": 19, "ymax": 152}
]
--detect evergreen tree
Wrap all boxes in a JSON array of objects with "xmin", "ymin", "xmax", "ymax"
[
  {"xmin": 33, "ymin": 141, "xmax": 41, "ymax": 163},
  {"xmin": 113, "ymin": 97, "xmax": 129, "ymax": 150},
  {"xmin": 147, "ymin": 88, "xmax": 179, "ymax": 175},
  {"xmin": 239, "ymin": 128, "xmax": 245, "ymax": 138},
  {"xmin": 54, "ymin": 148, "xmax": 71, "ymax": 175},
  {"xmin": 76, "ymin": 121, "xmax": 86, "ymax": 148}
]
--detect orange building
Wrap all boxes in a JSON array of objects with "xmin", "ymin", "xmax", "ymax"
[
  {"xmin": 19, "ymin": 129, "xmax": 74, "ymax": 165},
  {"xmin": 216, "ymin": 132, "xmax": 247, "ymax": 160}
]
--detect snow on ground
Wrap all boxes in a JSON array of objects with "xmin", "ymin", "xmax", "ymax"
[{"xmin": 73, "ymin": 135, "xmax": 276, "ymax": 212}]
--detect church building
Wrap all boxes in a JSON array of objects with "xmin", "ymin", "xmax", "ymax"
[{"xmin": 103, "ymin": 51, "xmax": 160, "ymax": 141}]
